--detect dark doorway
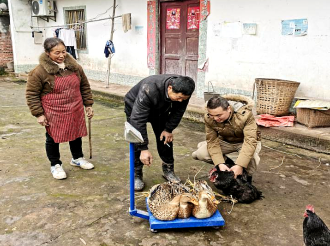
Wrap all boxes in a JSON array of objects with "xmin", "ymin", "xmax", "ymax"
[{"xmin": 160, "ymin": 0, "xmax": 200, "ymax": 83}]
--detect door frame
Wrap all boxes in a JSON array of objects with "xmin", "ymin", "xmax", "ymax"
[
  {"xmin": 159, "ymin": 0, "xmax": 200, "ymax": 83},
  {"xmin": 147, "ymin": 0, "xmax": 208, "ymax": 97}
]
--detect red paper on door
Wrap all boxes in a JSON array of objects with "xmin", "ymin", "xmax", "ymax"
[
  {"xmin": 187, "ymin": 7, "xmax": 200, "ymax": 30},
  {"xmin": 147, "ymin": 1, "xmax": 156, "ymax": 68},
  {"xmin": 166, "ymin": 8, "xmax": 181, "ymax": 29}
]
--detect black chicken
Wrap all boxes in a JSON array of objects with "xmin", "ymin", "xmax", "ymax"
[
  {"xmin": 303, "ymin": 204, "xmax": 330, "ymax": 246},
  {"xmin": 209, "ymin": 157, "xmax": 263, "ymax": 203}
]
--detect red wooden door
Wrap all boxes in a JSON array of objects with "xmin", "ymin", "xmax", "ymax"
[{"xmin": 160, "ymin": 0, "xmax": 200, "ymax": 83}]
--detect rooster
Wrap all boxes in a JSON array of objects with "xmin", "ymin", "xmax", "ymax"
[
  {"xmin": 209, "ymin": 157, "xmax": 263, "ymax": 203},
  {"xmin": 303, "ymin": 204, "xmax": 330, "ymax": 246}
]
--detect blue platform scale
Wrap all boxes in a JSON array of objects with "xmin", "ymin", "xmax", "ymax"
[{"xmin": 124, "ymin": 122, "xmax": 225, "ymax": 232}]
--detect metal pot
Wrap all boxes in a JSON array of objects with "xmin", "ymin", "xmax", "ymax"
[{"xmin": 204, "ymin": 81, "xmax": 219, "ymax": 102}]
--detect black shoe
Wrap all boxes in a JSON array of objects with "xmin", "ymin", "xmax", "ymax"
[{"xmin": 162, "ymin": 162, "xmax": 181, "ymax": 183}]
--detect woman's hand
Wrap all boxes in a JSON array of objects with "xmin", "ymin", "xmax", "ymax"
[
  {"xmin": 85, "ymin": 107, "xmax": 94, "ymax": 119},
  {"xmin": 37, "ymin": 115, "xmax": 49, "ymax": 126}
]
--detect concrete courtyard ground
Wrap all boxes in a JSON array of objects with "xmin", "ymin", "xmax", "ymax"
[{"xmin": 0, "ymin": 78, "xmax": 330, "ymax": 246}]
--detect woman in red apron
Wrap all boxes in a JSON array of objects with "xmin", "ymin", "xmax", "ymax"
[{"xmin": 26, "ymin": 38, "xmax": 94, "ymax": 179}]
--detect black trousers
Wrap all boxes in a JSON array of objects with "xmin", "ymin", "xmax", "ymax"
[
  {"xmin": 45, "ymin": 132, "xmax": 83, "ymax": 166},
  {"xmin": 126, "ymin": 117, "xmax": 174, "ymax": 171}
]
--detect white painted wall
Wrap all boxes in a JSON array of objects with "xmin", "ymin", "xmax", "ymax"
[
  {"xmin": 8, "ymin": 0, "xmax": 330, "ymax": 100},
  {"xmin": 9, "ymin": 0, "xmax": 149, "ymax": 77},
  {"xmin": 8, "ymin": 0, "xmax": 42, "ymax": 67},
  {"xmin": 54, "ymin": 0, "xmax": 149, "ymax": 77},
  {"xmin": 206, "ymin": 0, "xmax": 330, "ymax": 100}
]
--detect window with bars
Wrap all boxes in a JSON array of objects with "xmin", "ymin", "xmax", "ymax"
[{"xmin": 65, "ymin": 9, "xmax": 87, "ymax": 50}]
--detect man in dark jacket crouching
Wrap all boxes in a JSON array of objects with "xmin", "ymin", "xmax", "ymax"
[{"xmin": 124, "ymin": 74, "xmax": 195, "ymax": 191}]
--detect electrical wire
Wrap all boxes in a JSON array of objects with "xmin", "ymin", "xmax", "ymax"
[
  {"xmin": 89, "ymin": 5, "xmax": 115, "ymax": 21},
  {"xmin": 30, "ymin": 15, "xmax": 123, "ymax": 29}
]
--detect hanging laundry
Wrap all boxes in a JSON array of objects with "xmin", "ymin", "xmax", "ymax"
[
  {"xmin": 54, "ymin": 28, "xmax": 61, "ymax": 38},
  {"xmin": 104, "ymin": 40, "xmax": 115, "ymax": 58},
  {"xmin": 66, "ymin": 46, "xmax": 76, "ymax": 59},
  {"xmin": 122, "ymin": 13, "xmax": 131, "ymax": 33},
  {"xmin": 58, "ymin": 28, "xmax": 78, "ymax": 59}
]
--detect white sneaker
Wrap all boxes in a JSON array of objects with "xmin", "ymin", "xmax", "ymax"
[
  {"xmin": 70, "ymin": 157, "xmax": 94, "ymax": 170},
  {"xmin": 51, "ymin": 164, "xmax": 67, "ymax": 180}
]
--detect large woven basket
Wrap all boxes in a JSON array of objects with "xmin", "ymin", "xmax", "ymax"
[
  {"xmin": 255, "ymin": 78, "xmax": 300, "ymax": 116},
  {"xmin": 297, "ymin": 108, "xmax": 330, "ymax": 128}
]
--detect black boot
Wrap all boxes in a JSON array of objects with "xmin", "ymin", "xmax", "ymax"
[
  {"xmin": 162, "ymin": 162, "xmax": 181, "ymax": 183},
  {"xmin": 134, "ymin": 167, "xmax": 145, "ymax": 191}
]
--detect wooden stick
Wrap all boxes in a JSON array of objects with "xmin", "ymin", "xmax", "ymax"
[
  {"xmin": 88, "ymin": 118, "xmax": 92, "ymax": 159},
  {"xmin": 106, "ymin": 0, "xmax": 116, "ymax": 88}
]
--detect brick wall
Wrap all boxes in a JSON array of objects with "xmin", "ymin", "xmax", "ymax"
[{"xmin": 0, "ymin": 15, "xmax": 13, "ymax": 67}]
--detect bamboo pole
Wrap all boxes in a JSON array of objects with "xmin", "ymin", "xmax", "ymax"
[{"xmin": 106, "ymin": 0, "xmax": 116, "ymax": 88}]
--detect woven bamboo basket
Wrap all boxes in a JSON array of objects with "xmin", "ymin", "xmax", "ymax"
[
  {"xmin": 255, "ymin": 78, "xmax": 300, "ymax": 116},
  {"xmin": 296, "ymin": 108, "xmax": 330, "ymax": 128}
]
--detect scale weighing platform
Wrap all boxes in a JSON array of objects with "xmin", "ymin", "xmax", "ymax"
[{"xmin": 124, "ymin": 122, "xmax": 225, "ymax": 232}]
